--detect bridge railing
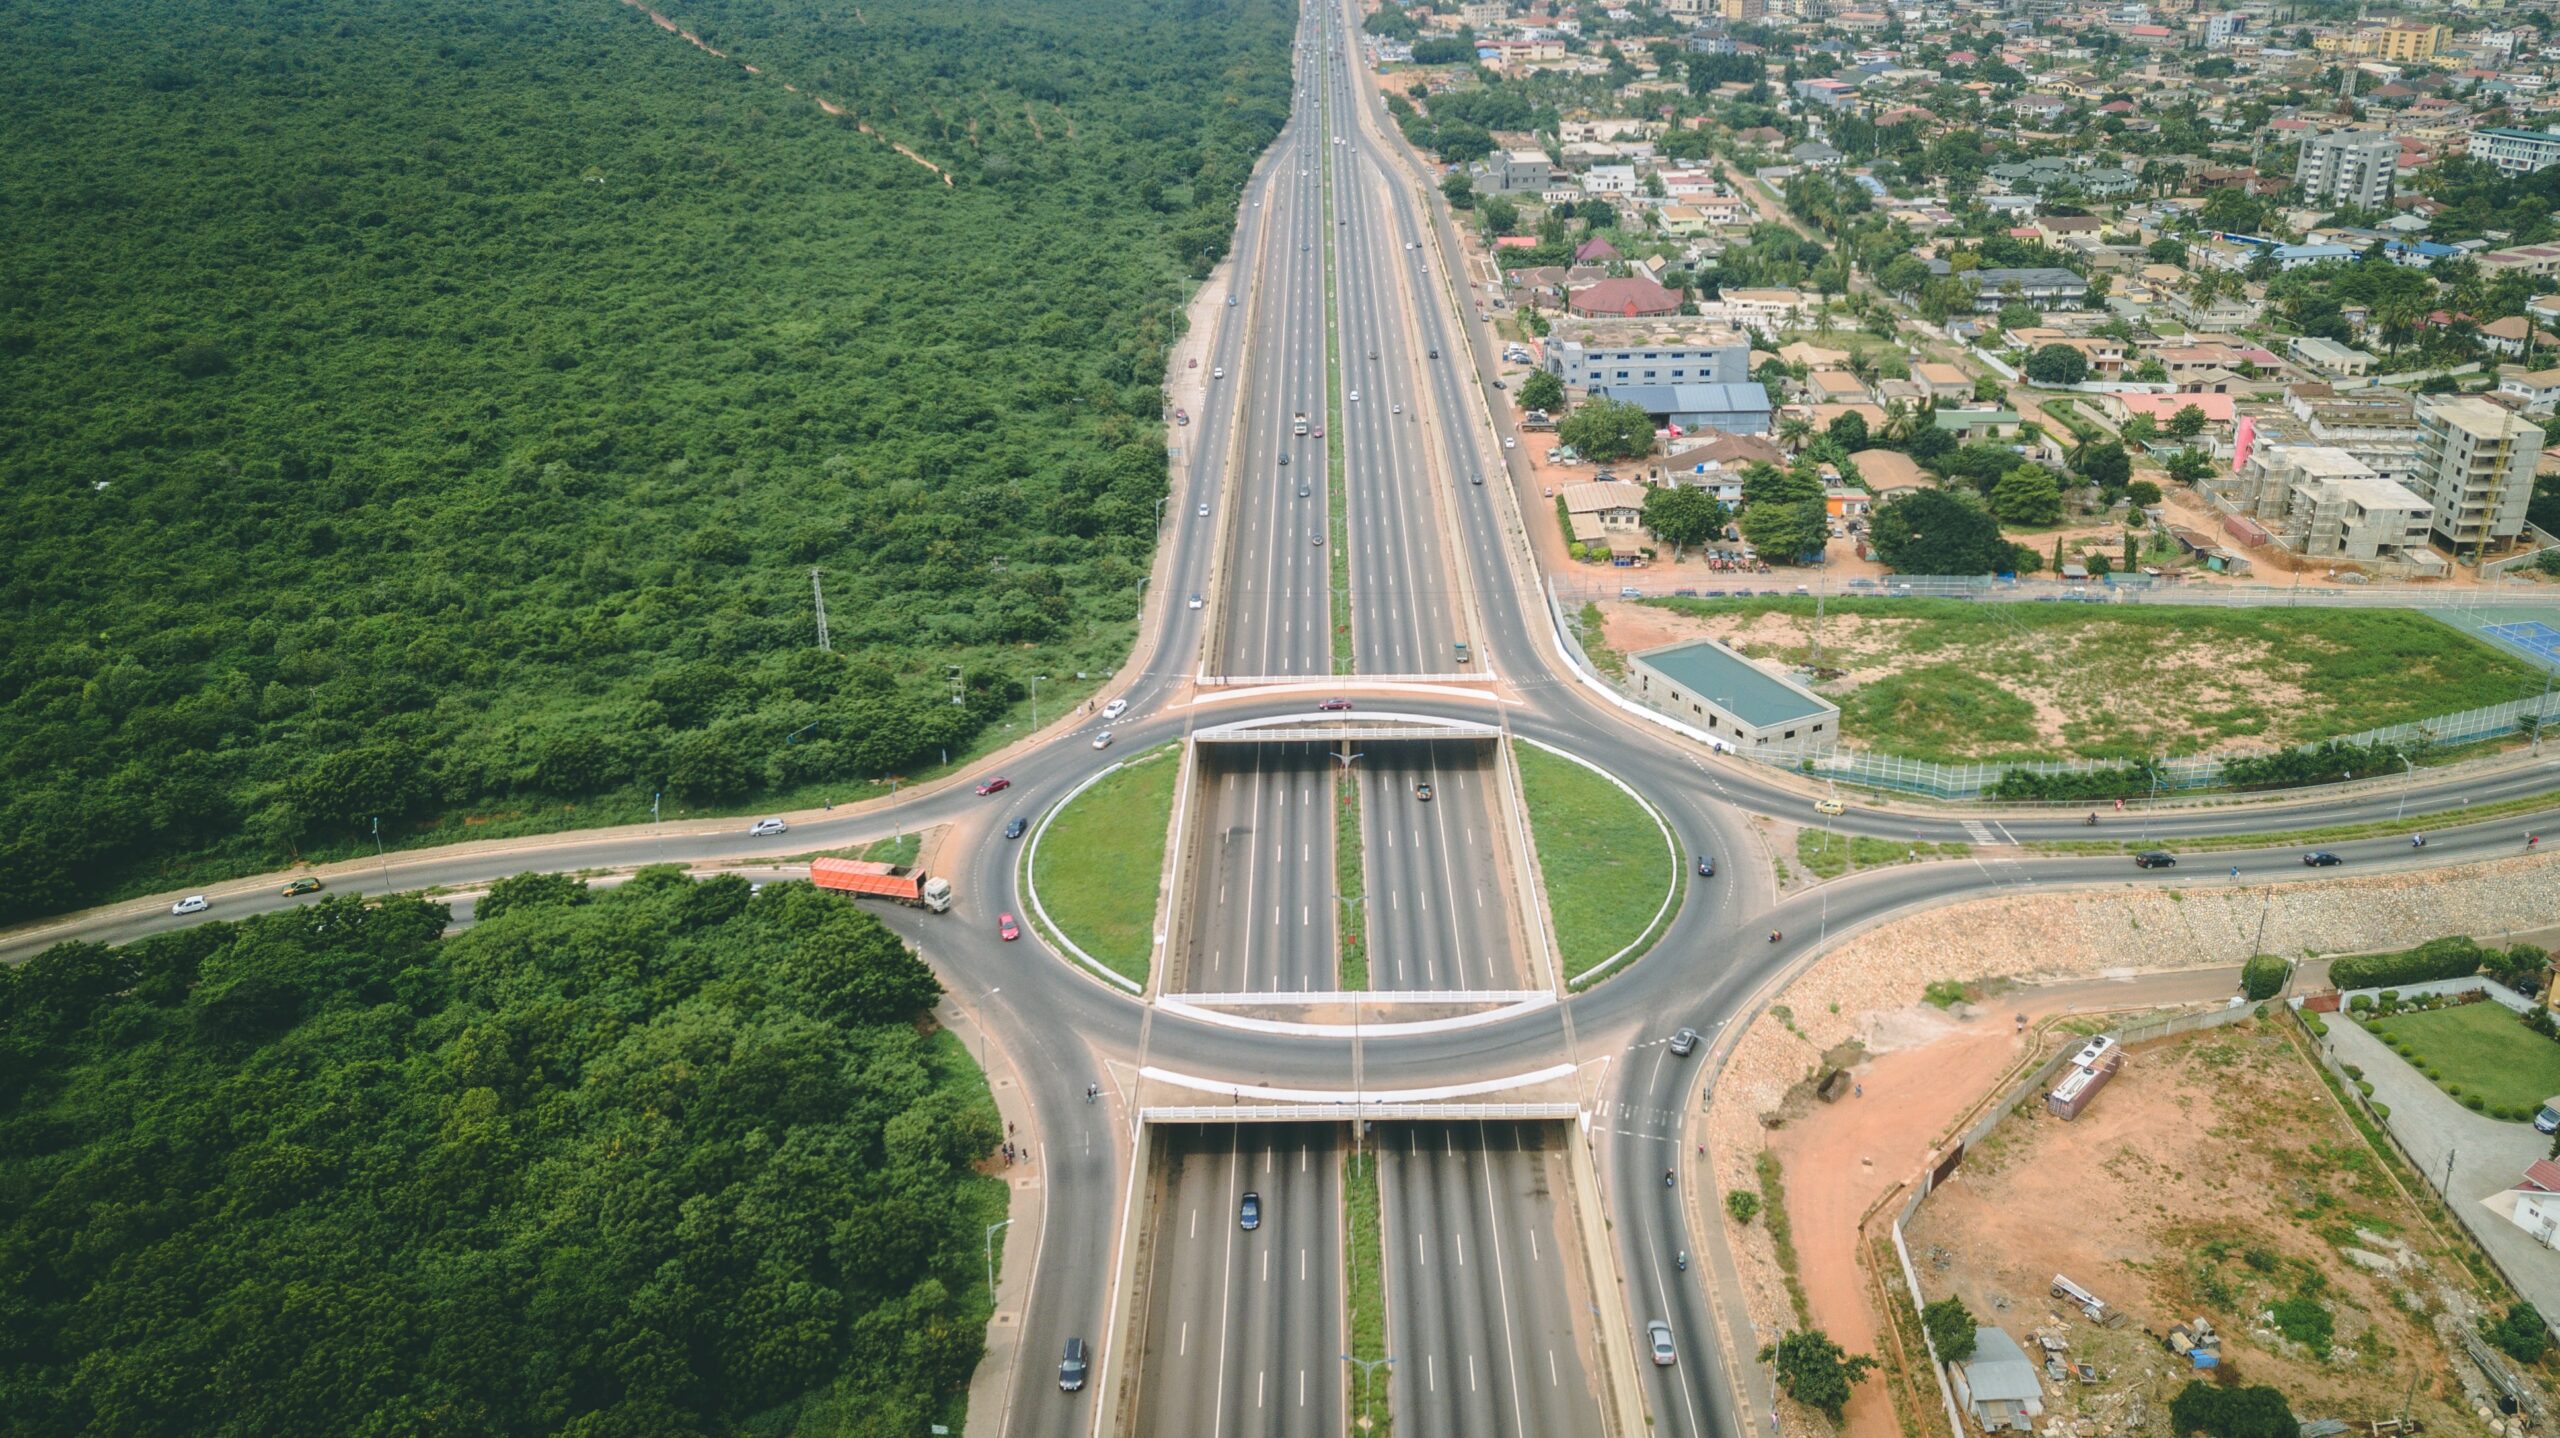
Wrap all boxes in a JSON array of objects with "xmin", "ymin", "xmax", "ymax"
[{"xmin": 1140, "ymin": 1102, "xmax": 1580, "ymax": 1123}]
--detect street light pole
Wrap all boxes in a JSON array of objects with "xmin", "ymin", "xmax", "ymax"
[
  {"xmin": 2396, "ymin": 752, "xmax": 2416, "ymax": 822},
  {"xmin": 984, "ymin": 1218, "xmax": 1013, "ymax": 1303},
  {"xmin": 1032, "ymin": 674, "xmax": 1048, "ymax": 731},
  {"xmin": 1340, "ymin": 1354, "xmax": 1394, "ymax": 1432},
  {"xmin": 372, "ymin": 816, "xmax": 390, "ymax": 889}
]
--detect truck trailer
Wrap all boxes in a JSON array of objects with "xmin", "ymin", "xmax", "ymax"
[{"xmin": 810, "ymin": 856, "xmax": 954, "ymax": 913}]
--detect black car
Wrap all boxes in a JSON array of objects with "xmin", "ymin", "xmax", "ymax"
[
  {"xmin": 2303, "ymin": 850, "xmax": 2343, "ymax": 867},
  {"xmin": 1278, "ymin": 453, "xmax": 1289, "ymax": 466},
  {"xmin": 1005, "ymin": 817, "xmax": 1028, "ymax": 841},
  {"xmin": 2134, "ymin": 851, "xmax": 2178, "ymax": 869},
  {"xmin": 1696, "ymin": 855, "xmax": 1715, "ymax": 877},
  {"xmin": 1059, "ymin": 1337, "xmax": 1089, "ymax": 1392}
]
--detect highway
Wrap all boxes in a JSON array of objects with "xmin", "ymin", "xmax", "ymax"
[
  {"xmin": 1381, "ymin": 1120, "xmax": 1605, "ymax": 1438},
  {"xmin": 9, "ymin": 0, "xmax": 2560, "ymax": 1434},
  {"xmin": 1134, "ymin": 1123, "xmax": 1342, "ymax": 1438}
]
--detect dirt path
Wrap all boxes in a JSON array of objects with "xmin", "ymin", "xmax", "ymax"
[{"xmin": 617, "ymin": 0, "xmax": 954, "ymax": 185}]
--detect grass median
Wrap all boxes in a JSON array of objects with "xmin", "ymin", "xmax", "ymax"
[
  {"xmin": 2026, "ymin": 790, "xmax": 2560, "ymax": 858},
  {"xmin": 1337, "ymin": 769, "xmax": 1368, "ymax": 989},
  {"xmin": 1322, "ymin": 90, "xmax": 1353, "ymax": 676},
  {"xmin": 1029, "ymin": 747, "xmax": 1178, "ymax": 987},
  {"xmin": 1795, "ymin": 830, "xmax": 1970, "ymax": 880},
  {"xmin": 1515, "ymin": 742, "xmax": 1677, "ymax": 982},
  {"xmin": 1343, "ymin": 1144, "xmax": 1394, "ymax": 1438}
]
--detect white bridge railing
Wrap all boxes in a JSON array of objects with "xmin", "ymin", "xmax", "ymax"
[
  {"xmin": 1165, "ymin": 989, "xmax": 1551, "ymax": 1007},
  {"xmin": 1198, "ymin": 671, "xmax": 1500, "ymax": 685},
  {"xmin": 1141, "ymin": 1102, "xmax": 1580, "ymax": 1123}
]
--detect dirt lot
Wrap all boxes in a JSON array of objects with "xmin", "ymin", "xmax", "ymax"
[{"xmin": 1905, "ymin": 1020, "xmax": 2544, "ymax": 1438}]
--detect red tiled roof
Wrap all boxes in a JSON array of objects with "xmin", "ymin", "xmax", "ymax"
[{"xmin": 2522, "ymin": 1159, "xmax": 2560, "ymax": 1193}]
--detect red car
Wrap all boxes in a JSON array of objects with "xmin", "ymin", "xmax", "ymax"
[
  {"xmin": 1317, "ymin": 698, "xmax": 1354, "ymax": 712},
  {"xmin": 998, "ymin": 913, "xmax": 1021, "ymax": 942},
  {"xmin": 976, "ymin": 777, "xmax": 1012, "ymax": 796}
]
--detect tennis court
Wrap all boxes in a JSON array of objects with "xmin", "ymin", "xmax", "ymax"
[{"xmin": 2484, "ymin": 620, "xmax": 2560, "ymax": 663}]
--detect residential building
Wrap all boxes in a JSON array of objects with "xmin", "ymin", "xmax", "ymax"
[
  {"xmin": 1486, "ymin": 147, "xmax": 1558, "ymax": 194},
  {"xmin": 1951, "ymin": 1329, "xmax": 2046, "ymax": 1434},
  {"xmin": 1628, "ymin": 639, "xmax": 1840, "ymax": 754},
  {"xmin": 2216, "ymin": 444, "xmax": 2435, "ymax": 561},
  {"xmin": 1584, "ymin": 164, "xmax": 1638, "ymax": 196},
  {"xmin": 2285, "ymin": 385, "xmax": 2425, "ymax": 485},
  {"xmin": 1461, "ymin": 0, "xmax": 1506, "ymax": 28},
  {"xmin": 2296, "ymin": 129, "xmax": 2398, "ymax": 209},
  {"xmin": 1934, "ymin": 408, "xmax": 2024, "ymax": 441},
  {"xmin": 2477, "ymin": 243, "xmax": 2560, "ymax": 279},
  {"xmin": 1588, "ymin": 381, "xmax": 1775, "ymax": 435},
  {"xmin": 1560, "ymin": 479, "xmax": 1649, "ymax": 533},
  {"xmin": 2468, "ymin": 126, "xmax": 2560, "ymax": 175},
  {"xmin": 1698, "ymin": 287, "xmax": 1807, "ymax": 327},
  {"xmin": 1913, "ymin": 362, "xmax": 1973, "ymax": 402},
  {"xmin": 1569, "ymin": 277, "xmax": 1685, "ymax": 319},
  {"xmin": 2412, "ymin": 396, "xmax": 2543, "ymax": 553},
  {"xmin": 1544, "ymin": 332, "xmax": 1753, "ymax": 390},
  {"xmin": 2498, "ymin": 367, "xmax": 2560, "ymax": 413},
  {"xmin": 2291, "ymin": 336, "xmax": 2378, "ymax": 377},
  {"xmin": 1959, "ymin": 267, "xmax": 2091, "ymax": 312}
]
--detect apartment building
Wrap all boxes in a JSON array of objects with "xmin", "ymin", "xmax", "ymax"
[
  {"xmin": 2295, "ymin": 129, "xmax": 2398, "ymax": 209},
  {"xmin": 2216, "ymin": 445, "xmax": 2435, "ymax": 562},
  {"xmin": 2412, "ymin": 397, "xmax": 2543, "ymax": 555},
  {"xmin": 2285, "ymin": 385, "xmax": 2424, "ymax": 487},
  {"xmin": 2469, "ymin": 127, "xmax": 2560, "ymax": 176},
  {"xmin": 2315, "ymin": 21, "xmax": 2450, "ymax": 62}
]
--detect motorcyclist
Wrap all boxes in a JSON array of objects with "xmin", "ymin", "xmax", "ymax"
[
  {"xmin": 2411, "ymin": 833, "xmax": 2426, "ymax": 848},
  {"xmin": 2086, "ymin": 812, "xmax": 2099, "ymax": 826},
  {"xmin": 1768, "ymin": 930, "xmax": 1782, "ymax": 944},
  {"xmin": 1677, "ymin": 1251, "xmax": 1689, "ymax": 1271},
  {"xmin": 1664, "ymin": 1169, "xmax": 1675, "ymax": 1187}
]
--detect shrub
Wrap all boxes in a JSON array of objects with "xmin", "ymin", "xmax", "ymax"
[
  {"xmin": 1762, "ymin": 1329, "xmax": 1878, "ymax": 1420},
  {"xmin": 2486, "ymin": 1304, "xmax": 2552, "ymax": 1364},
  {"xmin": 2465, "ymin": 1094, "xmax": 2487, "ymax": 1111},
  {"xmin": 2271, "ymin": 1293, "xmax": 2335, "ymax": 1358},
  {"xmin": 2241, "ymin": 954, "xmax": 2291, "ymax": 1001},
  {"xmin": 2373, "ymin": 1103, "xmax": 2389, "ymax": 1118},
  {"xmin": 1727, "ymin": 1188, "xmax": 1763, "ymax": 1224},
  {"xmin": 2331, "ymin": 938, "xmax": 2486, "ymax": 991},
  {"xmin": 2169, "ymin": 1380, "xmax": 2299, "ymax": 1438},
  {"xmin": 2348, "ymin": 994, "xmax": 2374, "ymax": 1012},
  {"xmin": 1922, "ymin": 980, "xmax": 1967, "ymax": 1009},
  {"xmin": 2306, "ymin": 1016, "xmax": 2329, "ymax": 1037},
  {"xmin": 2342, "ymin": 1064, "xmax": 2363, "ymax": 1081}
]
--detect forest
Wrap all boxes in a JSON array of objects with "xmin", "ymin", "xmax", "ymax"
[
  {"xmin": 0, "ymin": 870, "xmax": 1000, "ymax": 1435},
  {"xmin": 0, "ymin": 0, "xmax": 1292, "ymax": 921}
]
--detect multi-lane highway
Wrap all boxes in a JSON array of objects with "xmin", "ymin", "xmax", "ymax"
[{"xmin": 9, "ymin": 0, "xmax": 2560, "ymax": 1435}]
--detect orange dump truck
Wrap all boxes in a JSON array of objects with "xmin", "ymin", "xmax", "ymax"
[{"xmin": 809, "ymin": 856, "xmax": 954, "ymax": 913}]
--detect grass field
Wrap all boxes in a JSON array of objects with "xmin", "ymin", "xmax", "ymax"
[
  {"xmin": 1793, "ymin": 830, "xmax": 1971, "ymax": 880},
  {"xmin": 1516, "ymin": 744, "xmax": 1676, "ymax": 980},
  {"xmin": 2369, "ymin": 1002, "xmax": 2560, "ymax": 1116},
  {"xmin": 1643, "ymin": 597, "xmax": 2548, "ymax": 764},
  {"xmin": 1030, "ymin": 748, "xmax": 1178, "ymax": 986},
  {"xmin": 859, "ymin": 833, "xmax": 923, "ymax": 867}
]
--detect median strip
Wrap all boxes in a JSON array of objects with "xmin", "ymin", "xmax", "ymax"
[
  {"xmin": 1343, "ymin": 1141, "xmax": 1395, "ymax": 1438},
  {"xmin": 1337, "ymin": 765, "xmax": 1368, "ymax": 988},
  {"xmin": 2024, "ymin": 790, "xmax": 2560, "ymax": 858},
  {"xmin": 1320, "ymin": 71, "xmax": 1353, "ymax": 675}
]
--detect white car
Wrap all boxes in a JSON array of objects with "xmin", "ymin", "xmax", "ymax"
[
  {"xmin": 1392, "ymin": 403, "xmax": 1402, "ymax": 414},
  {"xmin": 1350, "ymin": 390, "xmax": 1360, "ymax": 402},
  {"xmin": 1102, "ymin": 698, "xmax": 1130, "ymax": 720},
  {"xmin": 1503, "ymin": 437, "xmax": 1516, "ymax": 449},
  {"xmin": 1198, "ymin": 502, "xmax": 1210, "ymax": 517},
  {"xmin": 749, "ymin": 818, "xmax": 789, "ymax": 837},
  {"xmin": 1188, "ymin": 593, "xmax": 1204, "ymax": 609},
  {"xmin": 1092, "ymin": 730, "xmax": 1115, "ymax": 750},
  {"xmin": 172, "ymin": 895, "xmax": 209, "ymax": 916}
]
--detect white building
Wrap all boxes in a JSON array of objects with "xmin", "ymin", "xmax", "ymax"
[
  {"xmin": 2295, "ymin": 129, "xmax": 2398, "ymax": 209},
  {"xmin": 2469, "ymin": 127, "xmax": 2560, "ymax": 176},
  {"xmin": 2218, "ymin": 445, "xmax": 2436, "ymax": 563},
  {"xmin": 2413, "ymin": 396, "xmax": 2543, "ymax": 555}
]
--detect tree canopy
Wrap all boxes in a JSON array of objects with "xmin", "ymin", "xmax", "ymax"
[
  {"xmin": 0, "ymin": 0, "xmax": 1296, "ymax": 923},
  {"xmin": 0, "ymin": 870, "xmax": 999, "ymax": 1435},
  {"xmin": 1869, "ymin": 487, "xmax": 2013, "ymax": 575},
  {"xmin": 1558, "ymin": 397, "xmax": 1658, "ymax": 464}
]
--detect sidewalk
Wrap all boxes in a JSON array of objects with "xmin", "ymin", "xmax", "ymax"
[{"xmin": 2319, "ymin": 1014, "xmax": 2560, "ymax": 1324}]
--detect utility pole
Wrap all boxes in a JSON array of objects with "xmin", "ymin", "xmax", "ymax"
[{"xmin": 809, "ymin": 568, "xmax": 831, "ymax": 653}]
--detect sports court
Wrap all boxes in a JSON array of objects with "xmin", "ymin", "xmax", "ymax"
[
  {"xmin": 2484, "ymin": 620, "xmax": 2560, "ymax": 664},
  {"xmin": 2423, "ymin": 602, "xmax": 2560, "ymax": 677}
]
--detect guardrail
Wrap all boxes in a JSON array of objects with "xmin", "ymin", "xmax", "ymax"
[
  {"xmin": 1167, "ymin": 988, "xmax": 1550, "ymax": 1006},
  {"xmin": 1198, "ymin": 670, "xmax": 1499, "ymax": 686}
]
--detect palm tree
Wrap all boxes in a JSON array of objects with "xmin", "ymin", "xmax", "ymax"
[
  {"xmin": 1847, "ymin": 351, "xmax": 1881, "ymax": 392},
  {"xmin": 1880, "ymin": 399, "xmax": 1918, "ymax": 445},
  {"xmin": 1778, "ymin": 414, "xmax": 1815, "ymax": 453}
]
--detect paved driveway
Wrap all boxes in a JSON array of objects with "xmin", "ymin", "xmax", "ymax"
[{"xmin": 2321, "ymin": 1013, "xmax": 2560, "ymax": 1323}]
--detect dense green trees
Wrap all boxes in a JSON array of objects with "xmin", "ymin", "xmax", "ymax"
[
  {"xmin": 1558, "ymin": 397, "xmax": 1657, "ymax": 464},
  {"xmin": 2024, "ymin": 343, "xmax": 2089, "ymax": 385},
  {"xmin": 0, "ymin": 870, "xmax": 998, "ymax": 1434},
  {"xmin": 1869, "ymin": 488, "xmax": 2014, "ymax": 576},
  {"xmin": 0, "ymin": 0, "xmax": 1294, "ymax": 922},
  {"xmin": 1518, "ymin": 369, "xmax": 1567, "ymax": 413},
  {"xmin": 1642, "ymin": 485, "xmax": 1728, "ymax": 560}
]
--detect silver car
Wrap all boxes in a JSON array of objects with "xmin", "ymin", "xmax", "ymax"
[
  {"xmin": 1649, "ymin": 1320, "xmax": 1676, "ymax": 1366},
  {"xmin": 749, "ymin": 818, "xmax": 789, "ymax": 837}
]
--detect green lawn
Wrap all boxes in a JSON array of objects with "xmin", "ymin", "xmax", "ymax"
[
  {"xmin": 1030, "ymin": 748, "xmax": 1179, "ymax": 986},
  {"xmin": 1516, "ymin": 744, "xmax": 1677, "ymax": 981},
  {"xmin": 1643, "ymin": 597, "xmax": 2549, "ymax": 764},
  {"xmin": 2370, "ymin": 1002, "xmax": 2560, "ymax": 1117},
  {"xmin": 1342, "ymin": 1146, "xmax": 1395, "ymax": 1438},
  {"xmin": 859, "ymin": 833, "xmax": 923, "ymax": 867}
]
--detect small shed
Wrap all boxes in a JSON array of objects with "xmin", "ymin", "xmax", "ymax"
[{"xmin": 1951, "ymin": 1328, "xmax": 2046, "ymax": 1433}]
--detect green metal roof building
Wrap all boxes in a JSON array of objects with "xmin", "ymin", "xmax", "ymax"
[{"xmin": 1628, "ymin": 639, "xmax": 1839, "ymax": 754}]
